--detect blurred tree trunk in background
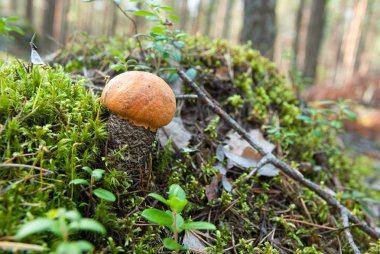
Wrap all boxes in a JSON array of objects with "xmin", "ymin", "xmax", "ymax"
[
  {"xmin": 222, "ymin": 0, "xmax": 235, "ymax": 39},
  {"xmin": 58, "ymin": 0, "xmax": 70, "ymax": 44},
  {"xmin": 11, "ymin": 0, "xmax": 19, "ymax": 14},
  {"xmin": 204, "ymin": 0, "xmax": 217, "ymax": 38},
  {"xmin": 302, "ymin": 0, "xmax": 327, "ymax": 84},
  {"xmin": 356, "ymin": 1, "xmax": 377, "ymax": 76},
  {"xmin": 292, "ymin": 0, "xmax": 306, "ymax": 70},
  {"xmin": 241, "ymin": 0, "xmax": 277, "ymax": 59},
  {"xmin": 135, "ymin": 2, "xmax": 146, "ymax": 33},
  {"xmin": 193, "ymin": 0, "xmax": 204, "ymax": 34},
  {"xmin": 26, "ymin": 0, "xmax": 33, "ymax": 24},
  {"xmin": 110, "ymin": 3, "xmax": 118, "ymax": 36},
  {"xmin": 180, "ymin": 0, "xmax": 189, "ymax": 31},
  {"xmin": 335, "ymin": 0, "xmax": 368, "ymax": 85},
  {"xmin": 42, "ymin": 0, "xmax": 56, "ymax": 49}
]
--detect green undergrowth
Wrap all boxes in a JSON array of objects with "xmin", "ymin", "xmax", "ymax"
[{"xmin": 0, "ymin": 33, "xmax": 378, "ymax": 253}]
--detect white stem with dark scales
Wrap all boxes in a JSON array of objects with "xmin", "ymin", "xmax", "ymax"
[{"xmin": 107, "ymin": 113, "xmax": 156, "ymax": 171}]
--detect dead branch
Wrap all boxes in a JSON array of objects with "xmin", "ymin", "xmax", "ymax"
[
  {"xmin": 341, "ymin": 210, "xmax": 361, "ymax": 254},
  {"xmin": 177, "ymin": 69, "xmax": 380, "ymax": 246}
]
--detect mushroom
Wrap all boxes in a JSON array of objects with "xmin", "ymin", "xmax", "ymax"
[{"xmin": 101, "ymin": 71, "xmax": 176, "ymax": 171}]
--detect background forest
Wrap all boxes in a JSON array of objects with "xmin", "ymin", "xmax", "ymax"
[
  {"xmin": 1, "ymin": 0, "xmax": 380, "ymax": 87},
  {"xmin": 1, "ymin": 0, "xmax": 380, "ymax": 253}
]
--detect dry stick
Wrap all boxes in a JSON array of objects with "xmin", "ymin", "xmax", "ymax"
[
  {"xmin": 177, "ymin": 69, "xmax": 380, "ymax": 241},
  {"xmin": 342, "ymin": 210, "xmax": 361, "ymax": 254}
]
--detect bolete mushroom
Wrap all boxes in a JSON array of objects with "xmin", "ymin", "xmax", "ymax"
[{"xmin": 101, "ymin": 71, "xmax": 176, "ymax": 171}]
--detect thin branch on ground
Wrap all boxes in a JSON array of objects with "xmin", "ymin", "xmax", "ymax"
[
  {"xmin": 0, "ymin": 163, "xmax": 53, "ymax": 174},
  {"xmin": 0, "ymin": 171, "xmax": 54, "ymax": 197},
  {"xmin": 177, "ymin": 69, "xmax": 380, "ymax": 244},
  {"xmin": 341, "ymin": 210, "xmax": 361, "ymax": 254}
]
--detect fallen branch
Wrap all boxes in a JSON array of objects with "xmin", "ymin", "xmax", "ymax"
[
  {"xmin": 177, "ymin": 70, "xmax": 380, "ymax": 244},
  {"xmin": 342, "ymin": 210, "xmax": 361, "ymax": 254}
]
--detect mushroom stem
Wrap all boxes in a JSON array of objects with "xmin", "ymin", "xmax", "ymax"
[{"xmin": 107, "ymin": 113, "xmax": 156, "ymax": 171}]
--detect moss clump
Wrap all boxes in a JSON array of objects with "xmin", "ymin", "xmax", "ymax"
[{"xmin": 0, "ymin": 60, "xmax": 108, "ymax": 244}]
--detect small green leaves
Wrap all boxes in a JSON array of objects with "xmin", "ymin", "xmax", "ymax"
[
  {"xmin": 16, "ymin": 218, "xmax": 58, "ymax": 239},
  {"xmin": 82, "ymin": 166, "xmax": 92, "ymax": 175},
  {"xmin": 167, "ymin": 197, "xmax": 188, "ymax": 213},
  {"xmin": 142, "ymin": 208, "xmax": 173, "ymax": 226},
  {"xmin": 16, "ymin": 208, "xmax": 106, "ymax": 247},
  {"xmin": 93, "ymin": 188, "xmax": 116, "ymax": 202},
  {"xmin": 148, "ymin": 193, "xmax": 169, "ymax": 205},
  {"xmin": 180, "ymin": 221, "xmax": 216, "ymax": 231},
  {"xmin": 163, "ymin": 238, "xmax": 188, "ymax": 251},
  {"xmin": 168, "ymin": 184, "xmax": 186, "ymax": 201},
  {"xmin": 185, "ymin": 68, "xmax": 197, "ymax": 81},
  {"xmin": 133, "ymin": 10, "xmax": 156, "ymax": 17},
  {"xmin": 69, "ymin": 179, "xmax": 89, "ymax": 185},
  {"xmin": 92, "ymin": 169, "xmax": 105, "ymax": 181},
  {"xmin": 69, "ymin": 218, "xmax": 106, "ymax": 234},
  {"xmin": 143, "ymin": 184, "xmax": 216, "ymax": 251}
]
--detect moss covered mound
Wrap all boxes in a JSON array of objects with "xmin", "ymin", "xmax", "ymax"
[{"xmin": 0, "ymin": 33, "xmax": 378, "ymax": 253}]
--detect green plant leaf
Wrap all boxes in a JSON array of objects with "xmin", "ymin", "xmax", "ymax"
[
  {"xmin": 92, "ymin": 169, "xmax": 105, "ymax": 181},
  {"xmin": 74, "ymin": 240, "xmax": 94, "ymax": 252},
  {"xmin": 64, "ymin": 210, "xmax": 82, "ymax": 221},
  {"xmin": 160, "ymin": 6, "xmax": 174, "ymax": 12},
  {"xmin": 180, "ymin": 221, "xmax": 216, "ymax": 231},
  {"xmin": 82, "ymin": 166, "xmax": 92, "ymax": 175},
  {"xmin": 185, "ymin": 68, "xmax": 197, "ymax": 81},
  {"xmin": 69, "ymin": 218, "xmax": 106, "ymax": 234},
  {"xmin": 93, "ymin": 188, "xmax": 116, "ymax": 202},
  {"xmin": 168, "ymin": 14, "xmax": 180, "ymax": 22},
  {"xmin": 133, "ymin": 10, "xmax": 156, "ymax": 17},
  {"xmin": 173, "ymin": 41, "xmax": 185, "ymax": 49},
  {"xmin": 167, "ymin": 197, "xmax": 188, "ymax": 213},
  {"xmin": 148, "ymin": 193, "xmax": 169, "ymax": 206},
  {"xmin": 16, "ymin": 218, "xmax": 58, "ymax": 239},
  {"xmin": 141, "ymin": 208, "xmax": 173, "ymax": 225},
  {"xmin": 168, "ymin": 184, "xmax": 186, "ymax": 201},
  {"xmin": 56, "ymin": 242, "xmax": 82, "ymax": 254},
  {"xmin": 69, "ymin": 179, "xmax": 89, "ymax": 185},
  {"xmin": 163, "ymin": 238, "xmax": 187, "ymax": 250}
]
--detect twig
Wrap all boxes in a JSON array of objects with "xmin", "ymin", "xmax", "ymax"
[
  {"xmin": 284, "ymin": 218, "xmax": 337, "ymax": 230},
  {"xmin": 341, "ymin": 210, "xmax": 361, "ymax": 254},
  {"xmin": 0, "ymin": 163, "xmax": 53, "ymax": 173},
  {"xmin": 0, "ymin": 171, "xmax": 54, "ymax": 197},
  {"xmin": 112, "ymin": 1, "xmax": 145, "ymax": 58},
  {"xmin": 177, "ymin": 69, "xmax": 380, "ymax": 242}
]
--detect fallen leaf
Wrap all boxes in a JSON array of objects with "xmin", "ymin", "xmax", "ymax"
[
  {"xmin": 205, "ymin": 174, "xmax": 223, "ymax": 202},
  {"xmin": 158, "ymin": 117, "xmax": 192, "ymax": 151},
  {"xmin": 182, "ymin": 231, "xmax": 207, "ymax": 252}
]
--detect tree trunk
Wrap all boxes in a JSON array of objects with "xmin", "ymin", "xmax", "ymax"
[
  {"xmin": 204, "ymin": 0, "xmax": 217, "ymax": 38},
  {"xmin": 180, "ymin": 0, "xmax": 189, "ymax": 31},
  {"xmin": 302, "ymin": 0, "xmax": 328, "ymax": 84},
  {"xmin": 240, "ymin": 0, "xmax": 277, "ymax": 59},
  {"xmin": 42, "ymin": 0, "xmax": 57, "ymax": 49},
  {"xmin": 292, "ymin": 0, "xmax": 307, "ymax": 70},
  {"xmin": 110, "ymin": 3, "xmax": 118, "ymax": 36},
  {"xmin": 59, "ymin": 0, "xmax": 70, "ymax": 44},
  {"xmin": 11, "ymin": 0, "xmax": 19, "ymax": 14},
  {"xmin": 356, "ymin": 1, "xmax": 376, "ymax": 76},
  {"xmin": 26, "ymin": 0, "xmax": 33, "ymax": 24},
  {"xmin": 335, "ymin": 0, "xmax": 368, "ymax": 85},
  {"xmin": 192, "ymin": 0, "xmax": 204, "ymax": 34},
  {"xmin": 222, "ymin": 0, "xmax": 235, "ymax": 39}
]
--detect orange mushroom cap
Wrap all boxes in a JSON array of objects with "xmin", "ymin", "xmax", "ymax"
[{"xmin": 101, "ymin": 71, "xmax": 176, "ymax": 131}]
